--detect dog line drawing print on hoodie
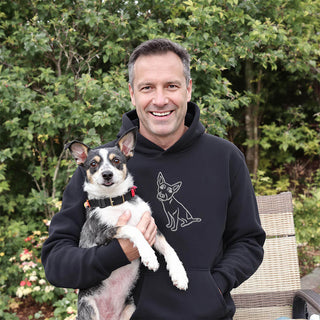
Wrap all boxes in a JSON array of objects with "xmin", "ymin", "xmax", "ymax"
[{"xmin": 156, "ymin": 172, "xmax": 202, "ymax": 232}]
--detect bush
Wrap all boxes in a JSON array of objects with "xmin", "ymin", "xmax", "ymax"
[
  {"xmin": 294, "ymin": 187, "xmax": 320, "ymax": 249},
  {"xmin": 0, "ymin": 217, "xmax": 77, "ymax": 319},
  {"xmin": 0, "ymin": 293, "xmax": 19, "ymax": 320},
  {"xmin": 252, "ymin": 169, "xmax": 291, "ymax": 196},
  {"xmin": 294, "ymin": 185, "xmax": 320, "ymax": 276}
]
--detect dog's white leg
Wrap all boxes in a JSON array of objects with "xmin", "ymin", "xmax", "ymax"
[
  {"xmin": 154, "ymin": 233, "xmax": 189, "ymax": 290},
  {"xmin": 115, "ymin": 225, "xmax": 159, "ymax": 271}
]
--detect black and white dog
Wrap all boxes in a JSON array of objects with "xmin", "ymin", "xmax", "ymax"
[{"xmin": 66, "ymin": 128, "xmax": 188, "ymax": 320}]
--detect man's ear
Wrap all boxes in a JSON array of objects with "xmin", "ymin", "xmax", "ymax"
[
  {"xmin": 129, "ymin": 83, "xmax": 136, "ymax": 106},
  {"xmin": 117, "ymin": 128, "xmax": 138, "ymax": 159},
  {"xmin": 65, "ymin": 141, "xmax": 90, "ymax": 166},
  {"xmin": 187, "ymin": 78, "xmax": 192, "ymax": 102}
]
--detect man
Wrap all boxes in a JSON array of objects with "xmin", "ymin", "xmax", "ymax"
[{"xmin": 42, "ymin": 38, "xmax": 265, "ymax": 319}]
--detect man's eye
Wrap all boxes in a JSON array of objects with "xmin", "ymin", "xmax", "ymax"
[
  {"xmin": 141, "ymin": 86, "xmax": 151, "ymax": 91},
  {"xmin": 168, "ymin": 84, "xmax": 178, "ymax": 90},
  {"xmin": 90, "ymin": 160, "xmax": 98, "ymax": 168}
]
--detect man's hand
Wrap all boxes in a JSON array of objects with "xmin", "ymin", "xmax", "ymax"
[{"xmin": 117, "ymin": 210, "xmax": 157, "ymax": 261}]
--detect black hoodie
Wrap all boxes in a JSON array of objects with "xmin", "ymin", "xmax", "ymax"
[{"xmin": 42, "ymin": 102, "xmax": 265, "ymax": 319}]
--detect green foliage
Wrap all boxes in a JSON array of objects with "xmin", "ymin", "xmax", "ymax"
[
  {"xmin": 0, "ymin": 163, "xmax": 10, "ymax": 193},
  {"xmin": 1, "ymin": 0, "xmax": 319, "ymax": 220},
  {"xmin": 0, "ymin": 0, "xmax": 133, "ymax": 218},
  {"xmin": 294, "ymin": 186, "xmax": 320, "ymax": 248},
  {"xmin": 0, "ymin": 218, "xmax": 37, "ymax": 296},
  {"xmin": 252, "ymin": 170, "xmax": 291, "ymax": 196},
  {"xmin": 0, "ymin": 293, "xmax": 19, "ymax": 320},
  {"xmin": 298, "ymin": 245, "xmax": 320, "ymax": 277},
  {"xmin": 1, "ymin": 218, "xmax": 53, "ymax": 299},
  {"xmin": 294, "ymin": 170, "xmax": 320, "ymax": 275},
  {"xmin": 0, "ymin": 0, "xmax": 319, "ymax": 314},
  {"xmin": 260, "ymin": 106, "xmax": 320, "ymax": 167},
  {"xmin": 52, "ymin": 290, "xmax": 78, "ymax": 319},
  {"xmin": 0, "ymin": 217, "xmax": 77, "ymax": 318}
]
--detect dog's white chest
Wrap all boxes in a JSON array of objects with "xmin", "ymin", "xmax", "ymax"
[{"xmin": 94, "ymin": 198, "xmax": 151, "ymax": 227}]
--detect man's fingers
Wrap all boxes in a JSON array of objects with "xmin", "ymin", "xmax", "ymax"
[
  {"xmin": 117, "ymin": 210, "xmax": 157, "ymax": 248},
  {"xmin": 137, "ymin": 212, "xmax": 157, "ymax": 245},
  {"xmin": 117, "ymin": 210, "xmax": 131, "ymax": 226},
  {"xmin": 136, "ymin": 211, "xmax": 151, "ymax": 233},
  {"xmin": 148, "ymin": 225, "xmax": 157, "ymax": 246}
]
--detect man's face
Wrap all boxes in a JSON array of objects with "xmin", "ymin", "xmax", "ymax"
[{"xmin": 129, "ymin": 51, "xmax": 192, "ymax": 149}]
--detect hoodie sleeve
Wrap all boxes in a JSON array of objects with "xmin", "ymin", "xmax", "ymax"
[
  {"xmin": 41, "ymin": 167, "xmax": 130, "ymax": 289},
  {"xmin": 212, "ymin": 150, "xmax": 266, "ymax": 294}
]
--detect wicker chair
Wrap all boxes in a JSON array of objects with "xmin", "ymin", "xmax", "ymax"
[{"xmin": 231, "ymin": 192, "xmax": 320, "ymax": 320}]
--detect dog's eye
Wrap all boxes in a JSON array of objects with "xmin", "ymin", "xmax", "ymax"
[
  {"xmin": 90, "ymin": 160, "xmax": 98, "ymax": 168},
  {"xmin": 112, "ymin": 157, "xmax": 120, "ymax": 165}
]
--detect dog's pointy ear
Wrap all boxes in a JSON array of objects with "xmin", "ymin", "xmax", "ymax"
[
  {"xmin": 117, "ymin": 127, "xmax": 138, "ymax": 159},
  {"xmin": 65, "ymin": 141, "xmax": 90, "ymax": 166}
]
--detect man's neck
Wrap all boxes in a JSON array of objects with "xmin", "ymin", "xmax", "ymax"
[{"xmin": 140, "ymin": 126, "xmax": 188, "ymax": 150}]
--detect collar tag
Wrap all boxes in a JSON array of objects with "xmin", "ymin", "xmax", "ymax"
[
  {"xmin": 131, "ymin": 186, "xmax": 137, "ymax": 197},
  {"xmin": 84, "ymin": 200, "xmax": 91, "ymax": 208}
]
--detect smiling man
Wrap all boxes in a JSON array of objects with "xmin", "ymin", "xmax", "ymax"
[
  {"xmin": 128, "ymin": 50, "xmax": 192, "ymax": 150},
  {"xmin": 42, "ymin": 39, "xmax": 265, "ymax": 319}
]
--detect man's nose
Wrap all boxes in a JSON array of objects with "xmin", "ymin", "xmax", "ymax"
[{"xmin": 152, "ymin": 88, "xmax": 168, "ymax": 106}]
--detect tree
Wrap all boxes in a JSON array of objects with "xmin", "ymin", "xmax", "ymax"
[
  {"xmin": 0, "ymin": 0, "xmax": 132, "ymax": 217},
  {"xmin": 0, "ymin": 0, "xmax": 319, "ymax": 219},
  {"xmin": 234, "ymin": 0, "xmax": 320, "ymax": 176}
]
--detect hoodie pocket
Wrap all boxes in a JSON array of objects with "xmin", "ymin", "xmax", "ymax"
[{"xmin": 132, "ymin": 269, "xmax": 230, "ymax": 320}]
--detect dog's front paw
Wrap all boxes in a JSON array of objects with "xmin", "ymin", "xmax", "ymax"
[
  {"xmin": 170, "ymin": 265, "xmax": 189, "ymax": 290},
  {"xmin": 140, "ymin": 251, "xmax": 159, "ymax": 271}
]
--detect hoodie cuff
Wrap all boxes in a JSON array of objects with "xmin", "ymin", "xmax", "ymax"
[
  {"xmin": 96, "ymin": 239, "xmax": 130, "ymax": 273},
  {"xmin": 212, "ymin": 272, "xmax": 229, "ymax": 294}
]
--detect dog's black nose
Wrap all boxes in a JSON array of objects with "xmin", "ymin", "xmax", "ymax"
[{"xmin": 102, "ymin": 171, "xmax": 113, "ymax": 181}]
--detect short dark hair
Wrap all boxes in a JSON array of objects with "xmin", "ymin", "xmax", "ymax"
[{"xmin": 128, "ymin": 38, "xmax": 191, "ymax": 87}]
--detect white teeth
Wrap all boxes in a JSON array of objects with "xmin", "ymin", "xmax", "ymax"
[{"xmin": 152, "ymin": 111, "xmax": 171, "ymax": 117}]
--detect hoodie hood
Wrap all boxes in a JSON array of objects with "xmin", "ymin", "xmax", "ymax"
[{"xmin": 118, "ymin": 101, "xmax": 205, "ymax": 156}]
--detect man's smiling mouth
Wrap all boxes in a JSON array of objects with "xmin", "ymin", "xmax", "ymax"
[{"xmin": 151, "ymin": 111, "xmax": 172, "ymax": 117}]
